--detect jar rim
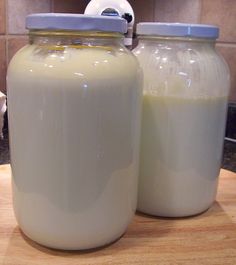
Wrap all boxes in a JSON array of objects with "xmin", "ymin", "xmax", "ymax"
[
  {"xmin": 28, "ymin": 29, "xmax": 124, "ymax": 39},
  {"xmin": 137, "ymin": 35, "xmax": 216, "ymax": 43}
]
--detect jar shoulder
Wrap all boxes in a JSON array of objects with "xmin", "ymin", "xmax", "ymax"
[
  {"xmin": 8, "ymin": 44, "xmax": 140, "ymax": 80},
  {"xmin": 134, "ymin": 43, "xmax": 227, "ymax": 67},
  {"xmin": 133, "ymin": 43, "xmax": 230, "ymax": 97}
]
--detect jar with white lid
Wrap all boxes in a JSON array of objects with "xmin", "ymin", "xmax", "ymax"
[
  {"xmin": 7, "ymin": 13, "xmax": 142, "ymax": 250},
  {"xmin": 133, "ymin": 23, "xmax": 230, "ymax": 217}
]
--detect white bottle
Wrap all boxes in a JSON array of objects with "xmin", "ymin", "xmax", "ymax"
[{"xmin": 85, "ymin": 0, "xmax": 134, "ymax": 47}]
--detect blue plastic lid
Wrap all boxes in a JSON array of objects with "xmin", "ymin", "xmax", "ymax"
[
  {"xmin": 136, "ymin": 23, "xmax": 219, "ymax": 39},
  {"xmin": 26, "ymin": 13, "xmax": 127, "ymax": 34}
]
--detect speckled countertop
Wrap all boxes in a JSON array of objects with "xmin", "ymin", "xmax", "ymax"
[{"xmin": 1, "ymin": 127, "xmax": 235, "ymax": 172}]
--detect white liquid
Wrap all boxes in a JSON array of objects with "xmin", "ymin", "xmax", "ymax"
[
  {"xmin": 138, "ymin": 95, "xmax": 228, "ymax": 217},
  {"xmin": 7, "ymin": 44, "xmax": 141, "ymax": 250}
]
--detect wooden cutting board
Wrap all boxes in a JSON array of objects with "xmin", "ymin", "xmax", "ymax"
[{"xmin": 0, "ymin": 164, "xmax": 236, "ymax": 265}]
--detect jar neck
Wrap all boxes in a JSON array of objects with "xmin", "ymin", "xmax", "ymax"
[
  {"xmin": 138, "ymin": 35, "xmax": 216, "ymax": 49},
  {"xmin": 29, "ymin": 30, "xmax": 124, "ymax": 47}
]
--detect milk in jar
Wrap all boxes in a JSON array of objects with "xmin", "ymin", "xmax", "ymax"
[{"xmin": 133, "ymin": 23, "xmax": 230, "ymax": 217}]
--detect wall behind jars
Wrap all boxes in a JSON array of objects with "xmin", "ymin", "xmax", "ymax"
[{"xmin": 0, "ymin": 0, "xmax": 235, "ymax": 102}]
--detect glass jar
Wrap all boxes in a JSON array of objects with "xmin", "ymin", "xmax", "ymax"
[
  {"xmin": 7, "ymin": 14, "xmax": 142, "ymax": 250},
  {"xmin": 133, "ymin": 23, "xmax": 230, "ymax": 217}
]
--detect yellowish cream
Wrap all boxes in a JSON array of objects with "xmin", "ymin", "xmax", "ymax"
[{"xmin": 138, "ymin": 94, "xmax": 228, "ymax": 216}]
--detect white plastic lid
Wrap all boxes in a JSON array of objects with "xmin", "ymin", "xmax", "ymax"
[
  {"xmin": 26, "ymin": 13, "xmax": 127, "ymax": 34},
  {"xmin": 137, "ymin": 23, "xmax": 219, "ymax": 39}
]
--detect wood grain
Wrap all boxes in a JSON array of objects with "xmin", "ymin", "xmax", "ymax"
[{"xmin": 0, "ymin": 164, "xmax": 236, "ymax": 265}]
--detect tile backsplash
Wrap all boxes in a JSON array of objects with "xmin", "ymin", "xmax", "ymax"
[
  {"xmin": 155, "ymin": 0, "xmax": 201, "ymax": 24},
  {"xmin": 52, "ymin": 0, "xmax": 89, "ymax": 13},
  {"xmin": 200, "ymin": 0, "xmax": 236, "ymax": 43},
  {"xmin": 7, "ymin": 0, "xmax": 51, "ymax": 34},
  {"xmin": 0, "ymin": 0, "xmax": 5, "ymax": 34},
  {"xmin": 0, "ymin": 0, "xmax": 236, "ymax": 102}
]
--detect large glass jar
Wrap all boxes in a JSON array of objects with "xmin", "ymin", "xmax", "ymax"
[
  {"xmin": 7, "ymin": 14, "xmax": 142, "ymax": 250},
  {"xmin": 133, "ymin": 23, "xmax": 230, "ymax": 217}
]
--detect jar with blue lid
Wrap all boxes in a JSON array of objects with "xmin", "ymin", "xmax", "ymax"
[
  {"xmin": 133, "ymin": 23, "xmax": 230, "ymax": 217},
  {"xmin": 7, "ymin": 13, "xmax": 142, "ymax": 250}
]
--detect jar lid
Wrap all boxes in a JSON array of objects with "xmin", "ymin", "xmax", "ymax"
[
  {"xmin": 26, "ymin": 13, "xmax": 127, "ymax": 34},
  {"xmin": 136, "ymin": 23, "xmax": 219, "ymax": 39}
]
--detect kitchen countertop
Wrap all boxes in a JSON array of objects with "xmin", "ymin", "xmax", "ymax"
[
  {"xmin": 0, "ymin": 164, "xmax": 236, "ymax": 264},
  {"xmin": 1, "ymin": 128, "xmax": 236, "ymax": 172}
]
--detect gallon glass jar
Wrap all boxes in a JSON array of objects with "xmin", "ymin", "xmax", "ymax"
[
  {"xmin": 7, "ymin": 13, "xmax": 142, "ymax": 250},
  {"xmin": 133, "ymin": 23, "xmax": 230, "ymax": 217}
]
